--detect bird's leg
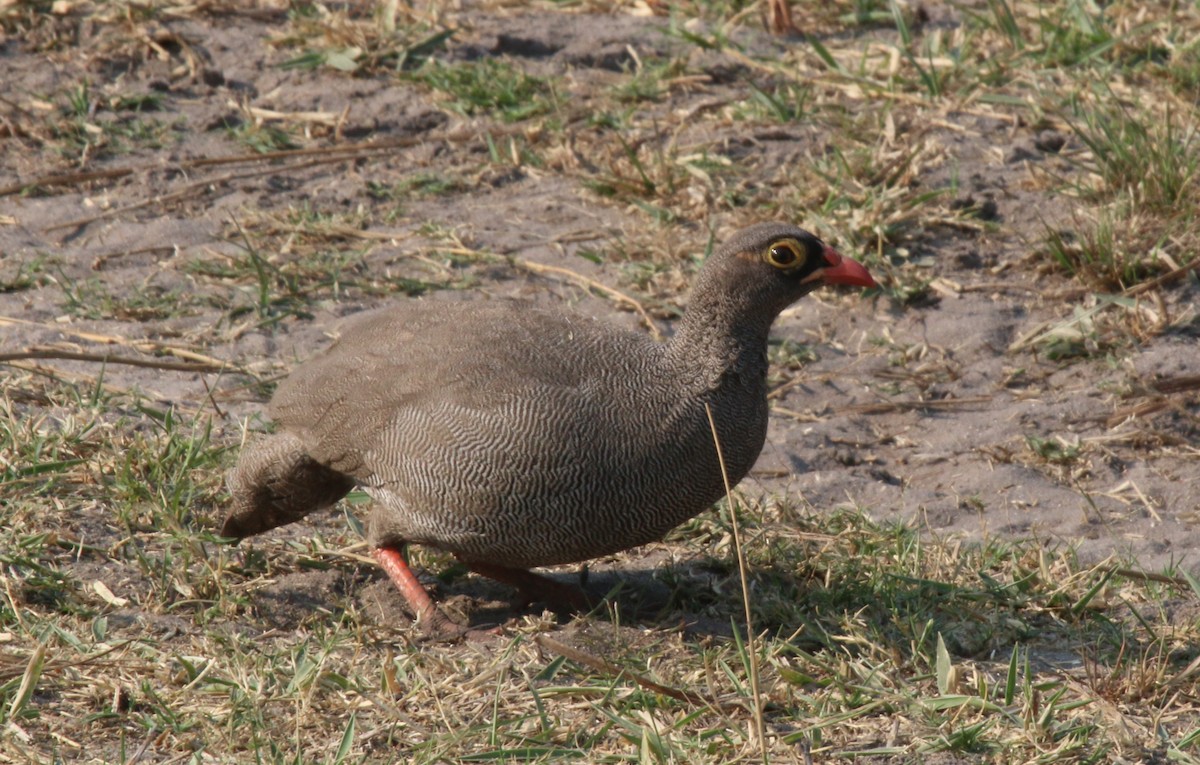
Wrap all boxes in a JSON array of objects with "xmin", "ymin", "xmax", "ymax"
[
  {"xmin": 372, "ymin": 545, "xmax": 462, "ymax": 638},
  {"xmin": 459, "ymin": 559, "xmax": 593, "ymax": 613}
]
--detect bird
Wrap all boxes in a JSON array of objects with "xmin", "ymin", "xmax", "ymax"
[{"xmin": 222, "ymin": 222, "xmax": 877, "ymax": 636}]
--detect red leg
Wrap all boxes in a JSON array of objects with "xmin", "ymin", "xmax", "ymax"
[
  {"xmin": 460, "ymin": 559, "xmax": 593, "ymax": 612},
  {"xmin": 372, "ymin": 545, "xmax": 461, "ymax": 637}
]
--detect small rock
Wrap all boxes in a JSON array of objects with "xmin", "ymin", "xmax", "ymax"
[
  {"xmin": 834, "ymin": 449, "xmax": 860, "ymax": 466},
  {"xmin": 1035, "ymin": 130, "xmax": 1067, "ymax": 153},
  {"xmin": 1006, "ymin": 143, "xmax": 1038, "ymax": 163},
  {"xmin": 950, "ymin": 196, "xmax": 999, "ymax": 221},
  {"xmin": 201, "ymin": 68, "xmax": 226, "ymax": 87},
  {"xmin": 954, "ymin": 250, "xmax": 984, "ymax": 268},
  {"xmin": 493, "ymin": 34, "xmax": 561, "ymax": 58}
]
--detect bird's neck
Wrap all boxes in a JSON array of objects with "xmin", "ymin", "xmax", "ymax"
[{"xmin": 666, "ymin": 284, "xmax": 778, "ymax": 391}]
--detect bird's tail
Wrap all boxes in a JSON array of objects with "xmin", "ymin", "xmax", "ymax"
[{"xmin": 221, "ymin": 431, "xmax": 355, "ymax": 540}]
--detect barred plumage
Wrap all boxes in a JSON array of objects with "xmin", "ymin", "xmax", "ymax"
[{"xmin": 222, "ymin": 222, "xmax": 876, "ymax": 634}]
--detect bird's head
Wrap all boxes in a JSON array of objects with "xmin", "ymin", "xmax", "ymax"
[{"xmin": 697, "ymin": 223, "xmax": 877, "ymax": 319}]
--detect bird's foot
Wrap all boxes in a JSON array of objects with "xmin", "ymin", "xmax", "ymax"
[
  {"xmin": 458, "ymin": 559, "xmax": 594, "ymax": 614},
  {"xmin": 372, "ymin": 545, "xmax": 487, "ymax": 639},
  {"xmin": 416, "ymin": 619, "xmax": 504, "ymax": 645}
]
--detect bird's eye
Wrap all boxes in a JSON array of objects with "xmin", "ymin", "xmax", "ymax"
[{"xmin": 764, "ymin": 238, "xmax": 806, "ymax": 270}]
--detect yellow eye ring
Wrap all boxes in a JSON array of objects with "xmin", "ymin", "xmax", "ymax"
[{"xmin": 764, "ymin": 238, "xmax": 806, "ymax": 270}]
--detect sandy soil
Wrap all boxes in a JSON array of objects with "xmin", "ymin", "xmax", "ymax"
[{"xmin": 2, "ymin": 1, "xmax": 1197, "ymax": 613}]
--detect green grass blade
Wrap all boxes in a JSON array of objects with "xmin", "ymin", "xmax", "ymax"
[{"xmin": 1005, "ymin": 645, "xmax": 1019, "ymax": 706}]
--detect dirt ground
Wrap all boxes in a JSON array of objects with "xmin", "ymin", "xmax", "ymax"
[{"xmin": 2, "ymin": 0, "xmax": 1198, "ymax": 612}]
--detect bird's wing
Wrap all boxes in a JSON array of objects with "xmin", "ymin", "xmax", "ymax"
[{"xmin": 268, "ymin": 301, "xmax": 650, "ymax": 478}]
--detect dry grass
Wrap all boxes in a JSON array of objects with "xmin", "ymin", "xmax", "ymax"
[
  {"xmin": 2, "ymin": 0, "xmax": 1199, "ymax": 762},
  {"xmin": 2, "ymin": 374, "xmax": 1198, "ymax": 763}
]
